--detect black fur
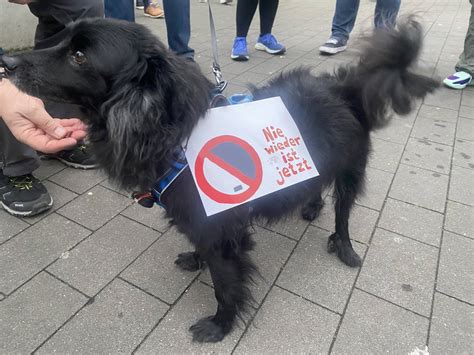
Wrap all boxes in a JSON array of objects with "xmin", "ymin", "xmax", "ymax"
[{"xmin": 5, "ymin": 17, "xmax": 438, "ymax": 342}]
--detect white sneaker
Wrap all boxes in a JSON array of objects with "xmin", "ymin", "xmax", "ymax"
[{"xmin": 220, "ymin": 0, "xmax": 233, "ymax": 4}]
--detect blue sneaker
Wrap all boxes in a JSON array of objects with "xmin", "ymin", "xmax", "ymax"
[
  {"xmin": 231, "ymin": 37, "xmax": 249, "ymax": 61},
  {"xmin": 255, "ymin": 33, "xmax": 285, "ymax": 55}
]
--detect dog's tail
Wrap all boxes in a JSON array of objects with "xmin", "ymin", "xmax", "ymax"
[{"xmin": 335, "ymin": 17, "xmax": 439, "ymax": 130}]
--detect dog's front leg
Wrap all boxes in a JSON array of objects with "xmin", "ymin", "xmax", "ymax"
[{"xmin": 189, "ymin": 231, "xmax": 256, "ymax": 343}]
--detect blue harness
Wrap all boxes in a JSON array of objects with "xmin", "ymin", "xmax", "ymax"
[{"xmin": 133, "ymin": 93, "xmax": 253, "ymax": 209}]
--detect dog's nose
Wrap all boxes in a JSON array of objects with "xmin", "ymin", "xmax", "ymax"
[{"xmin": 0, "ymin": 55, "xmax": 20, "ymax": 71}]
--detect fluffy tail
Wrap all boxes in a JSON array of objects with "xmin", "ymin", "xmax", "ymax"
[{"xmin": 335, "ymin": 17, "xmax": 439, "ymax": 130}]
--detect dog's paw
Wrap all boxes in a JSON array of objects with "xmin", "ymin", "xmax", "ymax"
[
  {"xmin": 175, "ymin": 252, "xmax": 203, "ymax": 272},
  {"xmin": 189, "ymin": 316, "xmax": 226, "ymax": 343},
  {"xmin": 301, "ymin": 201, "xmax": 324, "ymax": 221},
  {"xmin": 327, "ymin": 233, "xmax": 362, "ymax": 267}
]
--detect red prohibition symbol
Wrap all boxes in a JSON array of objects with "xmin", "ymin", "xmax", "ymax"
[{"xmin": 195, "ymin": 135, "xmax": 263, "ymax": 204}]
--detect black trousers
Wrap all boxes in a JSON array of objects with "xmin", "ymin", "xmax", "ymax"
[{"xmin": 0, "ymin": 0, "xmax": 104, "ymax": 176}]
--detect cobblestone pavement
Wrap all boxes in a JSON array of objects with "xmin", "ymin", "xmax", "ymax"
[{"xmin": 1, "ymin": 0, "xmax": 473, "ymax": 353}]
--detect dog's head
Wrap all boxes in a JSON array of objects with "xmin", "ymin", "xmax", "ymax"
[{"xmin": 2, "ymin": 18, "xmax": 213, "ymax": 190}]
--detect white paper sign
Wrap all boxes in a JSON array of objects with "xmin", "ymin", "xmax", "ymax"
[{"xmin": 185, "ymin": 97, "xmax": 319, "ymax": 216}]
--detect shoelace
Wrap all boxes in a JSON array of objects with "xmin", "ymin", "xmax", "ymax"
[
  {"xmin": 261, "ymin": 34, "xmax": 278, "ymax": 47},
  {"xmin": 234, "ymin": 38, "xmax": 247, "ymax": 52},
  {"xmin": 9, "ymin": 176, "xmax": 34, "ymax": 190}
]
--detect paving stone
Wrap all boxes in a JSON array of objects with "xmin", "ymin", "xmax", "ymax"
[
  {"xmin": 449, "ymin": 165, "xmax": 474, "ymax": 206},
  {"xmin": 277, "ymin": 226, "xmax": 366, "ymax": 313},
  {"xmin": 249, "ymin": 56, "xmax": 294, "ymax": 75},
  {"xmin": 47, "ymin": 215, "xmax": 158, "ymax": 297},
  {"xmin": 356, "ymin": 167, "xmax": 393, "ymax": 211},
  {"xmin": 332, "ymin": 289, "xmax": 429, "ymax": 354},
  {"xmin": 234, "ymin": 287, "xmax": 339, "ymax": 354},
  {"xmin": 34, "ymin": 159, "xmax": 65, "ymax": 180},
  {"xmin": 121, "ymin": 203, "xmax": 171, "ymax": 233},
  {"xmin": 99, "ymin": 178, "xmax": 129, "ymax": 196},
  {"xmin": 357, "ymin": 228, "xmax": 438, "ymax": 316},
  {"xmin": 21, "ymin": 181, "xmax": 78, "ymax": 225},
  {"xmin": 453, "ymin": 139, "xmax": 474, "ymax": 169},
  {"xmin": 389, "ymin": 164, "xmax": 449, "ymax": 212},
  {"xmin": 37, "ymin": 278, "xmax": 168, "ymax": 354},
  {"xmin": 368, "ymin": 137, "xmax": 404, "ymax": 173},
  {"xmin": 456, "ymin": 117, "xmax": 474, "ymax": 141},
  {"xmin": 231, "ymin": 70, "xmax": 269, "ymax": 86},
  {"xmin": 417, "ymin": 104, "xmax": 459, "ymax": 122},
  {"xmin": 57, "ymin": 185, "xmax": 132, "ymax": 230},
  {"xmin": 410, "ymin": 116, "xmax": 456, "ymax": 145},
  {"xmin": 200, "ymin": 226, "xmax": 296, "ymax": 304},
  {"xmin": 437, "ymin": 231, "xmax": 474, "ymax": 304},
  {"xmin": 221, "ymin": 57, "xmax": 268, "ymax": 76},
  {"xmin": 424, "ymin": 86, "xmax": 461, "ymax": 110},
  {"xmin": 429, "ymin": 292, "xmax": 474, "ymax": 354},
  {"xmin": 378, "ymin": 198, "xmax": 443, "ymax": 247},
  {"xmin": 48, "ymin": 167, "xmax": 106, "ymax": 194},
  {"xmin": 312, "ymin": 197, "xmax": 379, "ymax": 244},
  {"xmin": 258, "ymin": 212, "xmax": 310, "ymax": 240},
  {"xmin": 402, "ymin": 138, "xmax": 452, "ymax": 174},
  {"xmin": 136, "ymin": 281, "xmax": 245, "ymax": 354},
  {"xmin": 445, "ymin": 200, "xmax": 474, "ymax": 238},
  {"xmin": 0, "ymin": 210, "xmax": 29, "ymax": 244},
  {"xmin": 459, "ymin": 105, "xmax": 474, "ymax": 119},
  {"xmin": 0, "ymin": 272, "xmax": 87, "ymax": 354},
  {"xmin": 120, "ymin": 227, "xmax": 196, "ymax": 304},
  {"xmin": 461, "ymin": 88, "xmax": 474, "ymax": 107},
  {"xmin": 0, "ymin": 213, "xmax": 90, "ymax": 295},
  {"xmin": 372, "ymin": 117, "xmax": 413, "ymax": 144}
]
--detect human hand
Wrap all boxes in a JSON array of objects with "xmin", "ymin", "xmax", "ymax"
[{"xmin": 0, "ymin": 79, "xmax": 87, "ymax": 153}]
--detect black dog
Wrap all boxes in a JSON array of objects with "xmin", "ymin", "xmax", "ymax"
[{"xmin": 2, "ymin": 18, "xmax": 438, "ymax": 342}]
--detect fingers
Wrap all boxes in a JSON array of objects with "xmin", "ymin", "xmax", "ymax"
[
  {"xmin": 43, "ymin": 137, "xmax": 80, "ymax": 153},
  {"xmin": 27, "ymin": 100, "xmax": 68, "ymax": 139}
]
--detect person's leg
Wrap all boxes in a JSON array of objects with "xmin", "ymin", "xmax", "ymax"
[
  {"xmin": 236, "ymin": 0, "xmax": 259, "ymax": 37},
  {"xmin": 331, "ymin": 0, "xmax": 360, "ymax": 42},
  {"xmin": 455, "ymin": 1, "xmax": 474, "ymax": 76},
  {"xmin": 320, "ymin": 0, "xmax": 359, "ymax": 54},
  {"xmin": 374, "ymin": 0, "xmax": 401, "ymax": 29},
  {"xmin": 104, "ymin": 0, "xmax": 134, "ymax": 22},
  {"xmin": 255, "ymin": 0, "xmax": 285, "ymax": 54},
  {"xmin": 162, "ymin": 0, "xmax": 194, "ymax": 59},
  {"xmin": 258, "ymin": 0, "xmax": 279, "ymax": 35}
]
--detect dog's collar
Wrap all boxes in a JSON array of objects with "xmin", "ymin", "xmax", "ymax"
[{"xmin": 133, "ymin": 148, "xmax": 188, "ymax": 209}]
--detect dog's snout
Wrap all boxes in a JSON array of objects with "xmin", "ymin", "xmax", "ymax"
[{"xmin": 0, "ymin": 55, "xmax": 20, "ymax": 71}]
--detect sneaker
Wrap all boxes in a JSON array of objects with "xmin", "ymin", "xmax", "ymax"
[
  {"xmin": 0, "ymin": 171, "xmax": 53, "ymax": 217},
  {"xmin": 255, "ymin": 33, "xmax": 285, "ymax": 55},
  {"xmin": 220, "ymin": 0, "xmax": 233, "ymax": 4},
  {"xmin": 443, "ymin": 71, "xmax": 473, "ymax": 90},
  {"xmin": 319, "ymin": 37, "xmax": 347, "ymax": 55},
  {"xmin": 43, "ymin": 143, "xmax": 98, "ymax": 170},
  {"xmin": 231, "ymin": 37, "xmax": 249, "ymax": 61},
  {"xmin": 136, "ymin": 0, "xmax": 144, "ymax": 9},
  {"xmin": 144, "ymin": 2, "xmax": 164, "ymax": 18}
]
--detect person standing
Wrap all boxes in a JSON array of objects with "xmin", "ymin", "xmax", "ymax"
[
  {"xmin": 319, "ymin": 0, "xmax": 401, "ymax": 55},
  {"xmin": 230, "ymin": 0, "xmax": 285, "ymax": 61}
]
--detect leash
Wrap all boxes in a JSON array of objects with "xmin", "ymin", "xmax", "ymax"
[{"xmin": 207, "ymin": 1, "xmax": 227, "ymax": 93}]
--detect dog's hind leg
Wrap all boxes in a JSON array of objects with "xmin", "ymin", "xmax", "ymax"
[
  {"xmin": 189, "ymin": 230, "xmax": 256, "ymax": 343},
  {"xmin": 328, "ymin": 173, "xmax": 363, "ymax": 267},
  {"xmin": 301, "ymin": 184, "xmax": 324, "ymax": 221},
  {"xmin": 175, "ymin": 251, "xmax": 203, "ymax": 272}
]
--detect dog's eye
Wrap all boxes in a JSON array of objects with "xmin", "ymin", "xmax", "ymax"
[{"xmin": 73, "ymin": 51, "xmax": 87, "ymax": 65}]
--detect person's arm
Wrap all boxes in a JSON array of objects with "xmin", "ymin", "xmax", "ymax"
[{"xmin": 0, "ymin": 78, "xmax": 87, "ymax": 153}]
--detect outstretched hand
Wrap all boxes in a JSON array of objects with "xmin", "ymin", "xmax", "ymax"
[{"xmin": 0, "ymin": 79, "xmax": 87, "ymax": 153}]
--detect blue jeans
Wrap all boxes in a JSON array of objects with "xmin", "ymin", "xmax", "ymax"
[
  {"xmin": 105, "ymin": 0, "xmax": 134, "ymax": 22},
  {"xmin": 331, "ymin": 0, "xmax": 401, "ymax": 42},
  {"xmin": 163, "ymin": 0, "xmax": 194, "ymax": 59}
]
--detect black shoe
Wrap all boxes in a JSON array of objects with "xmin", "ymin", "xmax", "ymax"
[
  {"xmin": 43, "ymin": 143, "xmax": 98, "ymax": 170},
  {"xmin": 319, "ymin": 37, "xmax": 347, "ymax": 55},
  {"xmin": 0, "ymin": 171, "xmax": 53, "ymax": 217},
  {"xmin": 136, "ymin": 0, "xmax": 144, "ymax": 9}
]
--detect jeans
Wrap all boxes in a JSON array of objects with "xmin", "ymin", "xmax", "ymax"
[
  {"xmin": 455, "ymin": 0, "xmax": 474, "ymax": 76},
  {"xmin": 104, "ymin": 0, "xmax": 135, "ymax": 22},
  {"xmin": 163, "ymin": 0, "xmax": 194, "ymax": 59},
  {"xmin": 331, "ymin": 0, "xmax": 401, "ymax": 42}
]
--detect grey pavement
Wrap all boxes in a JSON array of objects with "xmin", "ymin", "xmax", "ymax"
[{"xmin": 1, "ymin": 0, "xmax": 473, "ymax": 353}]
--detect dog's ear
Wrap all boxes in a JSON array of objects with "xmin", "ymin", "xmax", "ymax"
[{"xmin": 98, "ymin": 50, "xmax": 212, "ymax": 191}]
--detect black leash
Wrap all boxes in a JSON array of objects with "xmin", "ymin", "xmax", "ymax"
[{"xmin": 207, "ymin": 1, "xmax": 227, "ymax": 93}]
